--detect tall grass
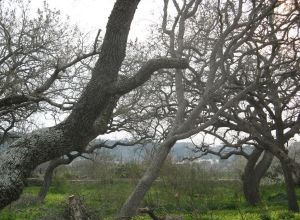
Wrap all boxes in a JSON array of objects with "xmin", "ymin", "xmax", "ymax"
[{"xmin": 1, "ymin": 159, "xmax": 300, "ymax": 219}]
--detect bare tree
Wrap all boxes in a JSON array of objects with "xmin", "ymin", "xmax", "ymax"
[
  {"xmin": 118, "ymin": 0, "xmax": 282, "ymax": 218},
  {"xmin": 198, "ymin": 42, "xmax": 300, "ymax": 210},
  {"xmin": 36, "ymin": 38, "xmax": 162, "ymax": 203},
  {"xmin": 37, "ymin": 139, "xmax": 146, "ymax": 203},
  {"xmin": 0, "ymin": 0, "xmax": 188, "ymax": 208},
  {"xmin": 207, "ymin": 60, "xmax": 300, "ymax": 211},
  {"xmin": 0, "ymin": 1, "xmax": 104, "ymax": 142},
  {"xmin": 187, "ymin": 0, "xmax": 300, "ymax": 211},
  {"xmin": 189, "ymin": 138, "xmax": 274, "ymax": 206}
]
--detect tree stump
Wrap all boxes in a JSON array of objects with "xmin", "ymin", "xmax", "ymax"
[{"xmin": 66, "ymin": 195, "xmax": 90, "ymax": 220}]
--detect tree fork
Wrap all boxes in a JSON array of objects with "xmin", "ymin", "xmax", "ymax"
[
  {"xmin": 0, "ymin": 0, "xmax": 189, "ymax": 209},
  {"xmin": 242, "ymin": 149, "xmax": 273, "ymax": 206},
  {"xmin": 0, "ymin": 0, "xmax": 141, "ymax": 209}
]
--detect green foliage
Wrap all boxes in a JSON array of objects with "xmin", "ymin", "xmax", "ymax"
[
  {"xmin": 267, "ymin": 192, "xmax": 288, "ymax": 205},
  {"xmin": 2, "ymin": 162, "xmax": 300, "ymax": 219},
  {"xmin": 115, "ymin": 162, "xmax": 144, "ymax": 179},
  {"xmin": 50, "ymin": 176, "xmax": 69, "ymax": 194},
  {"xmin": 0, "ymin": 212, "xmax": 16, "ymax": 220},
  {"xmin": 61, "ymin": 171, "xmax": 76, "ymax": 180},
  {"xmin": 9, "ymin": 195, "xmax": 38, "ymax": 209},
  {"xmin": 2, "ymin": 181, "xmax": 300, "ymax": 220},
  {"xmin": 277, "ymin": 211, "xmax": 295, "ymax": 220},
  {"xmin": 260, "ymin": 212, "xmax": 272, "ymax": 220}
]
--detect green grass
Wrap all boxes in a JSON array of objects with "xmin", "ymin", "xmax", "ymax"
[{"xmin": 1, "ymin": 179, "xmax": 300, "ymax": 220}]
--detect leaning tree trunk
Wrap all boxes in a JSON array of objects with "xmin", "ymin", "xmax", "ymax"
[
  {"xmin": 37, "ymin": 157, "xmax": 73, "ymax": 202},
  {"xmin": 266, "ymin": 145, "xmax": 300, "ymax": 212},
  {"xmin": 243, "ymin": 149, "xmax": 262, "ymax": 205},
  {"xmin": 117, "ymin": 138, "xmax": 176, "ymax": 220},
  {"xmin": 243, "ymin": 173, "xmax": 260, "ymax": 205},
  {"xmin": 243, "ymin": 149, "xmax": 273, "ymax": 206},
  {"xmin": 0, "ymin": 0, "xmax": 140, "ymax": 209},
  {"xmin": 281, "ymin": 160, "xmax": 299, "ymax": 212},
  {"xmin": 0, "ymin": 0, "xmax": 188, "ymax": 208}
]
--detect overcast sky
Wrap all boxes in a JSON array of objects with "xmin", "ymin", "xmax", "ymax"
[
  {"xmin": 28, "ymin": 0, "xmax": 300, "ymax": 143},
  {"xmin": 31, "ymin": 0, "xmax": 162, "ymax": 40}
]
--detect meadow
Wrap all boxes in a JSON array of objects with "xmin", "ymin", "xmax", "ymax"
[{"xmin": 1, "ymin": 161, "xmax": 300, "ymax": 220}]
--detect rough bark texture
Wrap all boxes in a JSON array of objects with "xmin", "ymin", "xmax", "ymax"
[
  {"xmin": 243, "ymin": 149, "xmax": 262, "ymax": 206},
  {"xmin": 243, "ymin": 149, "xmax": 273, "ymax": 205},
  {"xmin": 263, "ymin": 143, "xmax": 300, "ymax": 212},
  {"xmin": 0, "ymin": 127, "xmax": 73, "ymax": 208},
  {"xmin": 0, "ymin": 0, "xmax": 189, "ymax": 209},
  {"xmin": 281, "ymin": 161, "xmax": 299, "ymax": 212},
  {"xmin": 66, "ymin": 195, "xmax": 90, "ymax": 220},
  {"xmin": 0, "ymin": 0, "xmax": 135, "ymax": 208},
  {"xmin": 117, "ymin": 138, "xmax": 176, "ymax": 220}
]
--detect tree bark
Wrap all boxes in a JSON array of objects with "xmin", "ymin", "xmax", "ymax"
[
  {"xmin": 243, "ymin": 149, "xmax": 273, "ymax": 206},
  {"xmin": 281, "ymin": 160, "xmax": 299, "ymax": 212},
  {"xmin": 37, "ymin": 157, "xmax": 72, "ymax": 202},
  {"xmin": 0, "ymin": 0, "xmax": 189, "ymax": 209},
  {"xmin": 67, "ymin": 195, "xmax": 90, "ymax": 220},
  {"xmin": 292, "ymin": 172, "xmax": 300, "ymax": 186},
  {"xmin": 0, "ymin": 0, "xmax": 140, "ymax": 209},
  {"xmin": 260, "ymin": 142, "xmax": 300, "ymax": 212},
  {"xmin": 243, "ymin": 149, "xmax": 262, "ymax": 205},
  {"xmin": 117, "ymin": 138, "xmax": 176, "ymax": 220}
]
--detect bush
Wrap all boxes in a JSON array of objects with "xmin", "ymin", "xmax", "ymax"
[
  {"xmin": 115, "ymin": 162, "xmax": 144, "ymax": 179},
  {"xmin": 62, "ymin": 171, "xmax": 76, "ymax": 180},
  {"xmin": 51, "ymin": 176, "xmax": 69, "ymax": 194}
]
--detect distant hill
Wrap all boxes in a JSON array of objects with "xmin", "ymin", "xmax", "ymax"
[{"xmin": 96, "ymin": 140, "xmax": 244, "ymax": 165}]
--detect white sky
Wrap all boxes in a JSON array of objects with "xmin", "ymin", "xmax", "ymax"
[{"xmin": 30, "ymin": 0, "xmax": 162, "ymax": 40}]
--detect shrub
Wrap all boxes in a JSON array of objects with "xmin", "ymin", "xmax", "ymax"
[
  {"xmin": 115, "ymin": 162, "xmax": 144, "ymax": 179},
  {"xmin": 51, "ymin": 176, "xmax": 69, "ymax": 194}
]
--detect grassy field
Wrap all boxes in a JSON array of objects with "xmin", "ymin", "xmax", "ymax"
[{"xmin": 1, "ymin": 177, "xmax": 300, "ymax": 220}]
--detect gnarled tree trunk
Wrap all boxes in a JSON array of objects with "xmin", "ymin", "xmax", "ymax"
[
  {"xmin": 0, "ymin": 0, "xmax": 125, "ymax": 201},
  {"xmin": 243, "ymin": 149, "xmax": 273, "ymax": 205},
  {"xmin": 281, "ymin": 160, "xmax": 299, "ymax": 212},
  {"xmin": 266, "ymin": 145, "xmax": 300, "ymax": 212},
  {"xmin": 0, "ymin": 0, "xmax": 188, "ymax": 209}
]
